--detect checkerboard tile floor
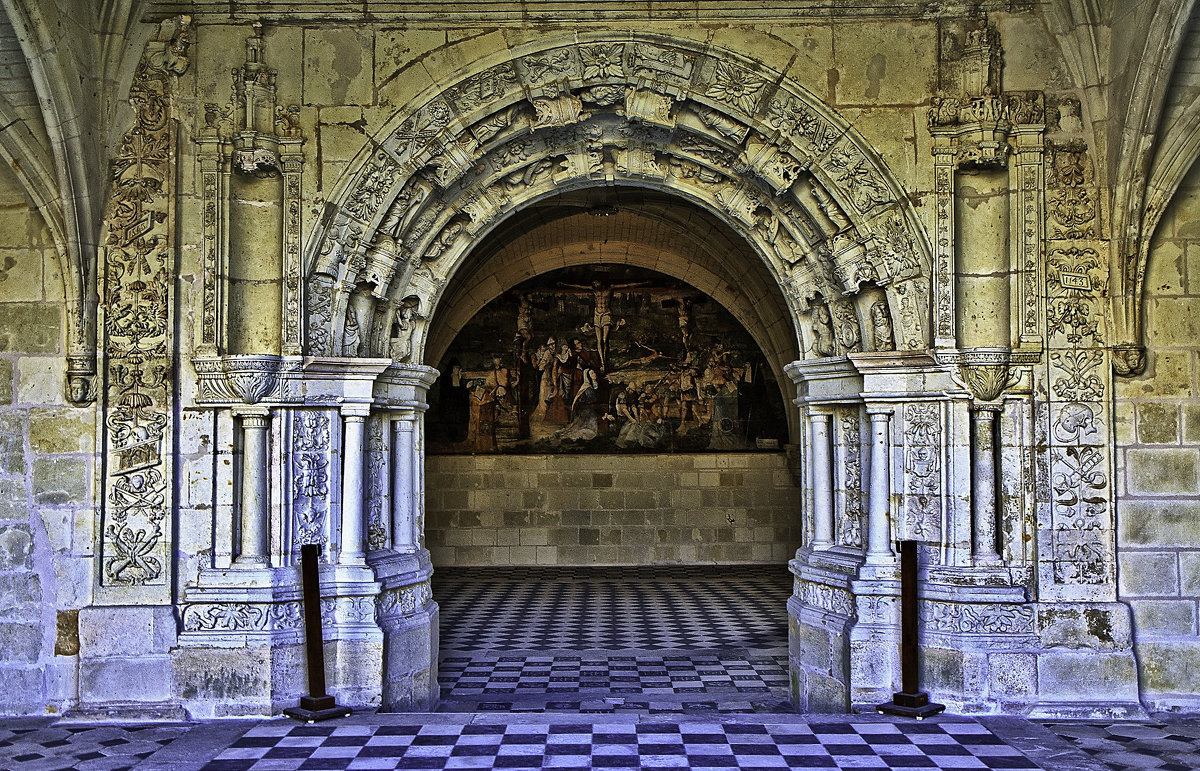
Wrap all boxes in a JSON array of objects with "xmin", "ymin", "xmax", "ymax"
[
  {"xmin": 432, "ymin": 565, "xmax": 792, "ymax": 652},
  {"xmin": 438, "ymin": 653, "xmax": 790, "ymax": 695},
  {"xmin": 432, "ymin": 565, "xmax": 793, "ymax": 714},
  {"xmin": 197, "ymin": 717, "xmax": 1046, "ymax": 771}
]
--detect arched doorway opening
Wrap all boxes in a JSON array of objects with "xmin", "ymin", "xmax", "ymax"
[{"xmin": 422, "ymin": 187, "xmax": 802, "ymax": 711}]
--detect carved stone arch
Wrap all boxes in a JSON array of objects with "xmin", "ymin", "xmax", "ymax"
[{"xmin": 304, "ymin": 34, "xmax": 934, "ymax": 363}]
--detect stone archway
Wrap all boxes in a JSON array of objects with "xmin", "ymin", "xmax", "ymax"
[
  {"xmin": 298, "ymin": 35, "xmax": 935, "ymax": 712},
  {"xmin": 181, "ymin": 33, "xmax": 938, "ymax": 715},
  {"xmin": 302, "ymin": 36, "xmax": 933, "ymax": 365}
]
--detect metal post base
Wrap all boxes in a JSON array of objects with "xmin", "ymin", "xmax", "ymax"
[
  {"xmin": 284, "ymin": 695, "xmax": 351, "ymax": 723},
  {"xmin": 876, "ymin": 691, "xmax": 946, "ymax": 720}
]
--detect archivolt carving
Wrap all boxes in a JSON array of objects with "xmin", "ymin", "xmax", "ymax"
[{"xmin": 303, "ymin": 37, "xmax": 933, "ymax": 363}]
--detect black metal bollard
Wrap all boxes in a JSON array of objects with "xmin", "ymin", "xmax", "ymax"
[
  {"xmin": 876, "ymin": 540, "xmax": 945, "ymax": 719},
  {"xmin": 284, "ymin": 544, "xmax": 351, "ymax": 722}
]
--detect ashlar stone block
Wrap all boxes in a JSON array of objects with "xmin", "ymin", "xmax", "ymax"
[
  {"xmin": 1118, "ymin": 552, "xmax": 1176, "ymax": 595},
  {"xmin": 0, "ymin": 523, "xmax": 33, "ymax": 569},
  {"xmin": 1127, "ymin": 448, "xmax": 1200, "ymax": 495}
]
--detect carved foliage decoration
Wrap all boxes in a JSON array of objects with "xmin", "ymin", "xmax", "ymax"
[
  {"xmin": 1046, "ymin": 140, "xmax": 1096, "ymax": 240},
  {"xmin": 99, "ymin": 22, "xmax": 190, "ymax": 588},
  {"xmin": 903, "ymin": 403, "xmax": 942, "ymax": 542},
  {"xmin": 366, "ymin": 415, "xmax": 389, "ymax": 550},
  {"xmin": 1043, "ymin": 241, "xmax": 1112, "ymax": 589},
  {"xmin": 293, "ymin": 411, "xmax": 332, "ymax": 546},
  {"xmin": 921, "ymin": 601, "xmax": 1034, "ymax": 635},
  {"xmin": 838, "ymin": 411, "xmax": 863, "ymax": 548}
]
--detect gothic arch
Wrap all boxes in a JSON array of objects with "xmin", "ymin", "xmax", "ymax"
[{"xmin": 302, "ymin": 34, "xmax": 934, "ymax": 368}]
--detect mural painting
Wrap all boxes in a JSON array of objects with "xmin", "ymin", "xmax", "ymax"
[{"xmin": 428, "ymin": 266, "xmax": 789, "ymax": 454}]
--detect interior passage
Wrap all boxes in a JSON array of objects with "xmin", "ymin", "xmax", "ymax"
[{"xmin": 433, "ymin": 565, "xmax": 793, "ymax": 714}]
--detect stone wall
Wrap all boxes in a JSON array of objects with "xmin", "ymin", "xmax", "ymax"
[
  {"xmin": 426, "ymin": 453, "xmax": 800, "ymax": 566},
  {"xmin": 0, "ymin": 164, "xmax": 91, "ymax": 715},
  {"xmin": 1116, "ymin": 159, "xmax": 1200, "ymax": 711}
]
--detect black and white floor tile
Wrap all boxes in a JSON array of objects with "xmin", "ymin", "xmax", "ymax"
[
  {"xmin": 197, "ymin": 716, "xmax": 1046, "ymax": 771},
  {"xmin": 0, "ymin": 719, "xmax": 190, "ymax": 771},
  {"xmin": 432, "ymin": 565, "xmax": 792, "ymax": 652},
  {"xmin": 432, "ymin": 564, "xmax": 793, "ymax": 714},
  {"xmin": 1043, "ymin": 718, "xmax": 1200, "ymax": 771}
]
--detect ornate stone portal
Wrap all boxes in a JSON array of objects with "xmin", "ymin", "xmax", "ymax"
[{"xmin": 61, "ymin": 14, "xmax": 1146, "ymax": 719}]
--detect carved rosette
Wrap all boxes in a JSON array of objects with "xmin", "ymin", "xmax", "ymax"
[{"xmin": 305, "ymin": 38, "xmax": 933, "ymax": 363}]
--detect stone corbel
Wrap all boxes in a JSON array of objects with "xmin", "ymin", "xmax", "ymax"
[{"xmin": 1112, "ymin": 343, "xmax": 1147, "ymax": 377}]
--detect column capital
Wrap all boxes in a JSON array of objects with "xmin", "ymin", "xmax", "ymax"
[
  {"xmin": 340, "ymin": 403, "xmax": 372, "ymax": 419},
  {"xmin": 232, "ymin": 405, "xmax": 270, "ymax": 420}
]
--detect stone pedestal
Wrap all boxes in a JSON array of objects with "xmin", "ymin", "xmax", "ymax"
[
  {"xmin": 372, "ymin": 550, "xmax": 439, "ymax": 711},
  {"xmin": 69, "ymin": 605, "xmax": 185, "ymax": 720}
]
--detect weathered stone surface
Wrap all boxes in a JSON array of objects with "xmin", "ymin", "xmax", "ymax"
[
  {"xmin": 78, "ymin": 606, "xmax": 175, "ymax": 658},
  {"xmin": 1127, "ymin": 448, "xmax": 1200, "ymax": 495},
  {"xmin": 1131, "ymin": 599, "xmax": 1196, "ymax": 636},
  {"xmin": 79, "ymin": 654, "xmax": 174, "ymax": 704},
  {"xmin": 0, "ymin": 666, "xmax": 47, "ymax": 714},
  {"xmin": 0, "ymin": 359, "xmax": 12, "ymax": 405},
  {"xmin": 0, "ymin": 572, "xmax": 40, "ymax": 618},
  {"xmin": 0, "ymin": 479, "xmax": 25, "ymax": 521},
  {"xmin": 1119, "ymin": 552, "xmax": 1180, "ymax": 596},
  {"xmin": 0, "ymin": 305, "xmax": 59, "ymax": 354},
  {"xmin": 55, "ymin": 609, "xmax": 79, "ymax": 656},
  {"xmin": 1120, "ymin": 502, "xmax": 1200, "ymax": 548},
  {"xmin": 0, "ymin": 523, "xmax": 33, "ymax": 570},
  {"xmin": 31, "ymin": 458, "xmax": 88, "ymax": 506},
  {"xmin": 0, "ymin": 411, "xmax": 25, "ymax": 474},
  {"xmin": 1138, "ymin": 642, "xmax": 1200, "ymax": 694},
  {"xmin": 1136, "ymin": 403, "xmax": 1179, "ymax": 444},
  {"xmin": 0, "ymin": 622, "xmax": 44, "ymax": 663},
  {"xmin": 29, "ymin": 409, "xmax": 95, "ymax": 454}
]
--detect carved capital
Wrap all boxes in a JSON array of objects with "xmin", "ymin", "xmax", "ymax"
[
  {"xmin": 959, "ymin": 363, "xmax": 1010, "ymax": 402},
  {"xmin": 223, "ymin": 355, "xmax": 283, "ymax": 404}
]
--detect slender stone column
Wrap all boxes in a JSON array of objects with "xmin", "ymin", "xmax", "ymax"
[
  {"xmin": 391, "ymin": 413, "xmax": 417, "ymax": 552},
  {"xmin": 810, "ymin": 411, "xmax": 835, "ymax": 550},
  {"xmin": 339, "ymin": 406, "xmax": 369, "ymax": 565},
  {"xmin": 235, "ymin": 407, "xmax": 271, "ymax": 566},
  {"xmin": 971, "ymin": 404, "xmax": 1003, "ymax": 565},
  {"xmin": 412, "ymin": 411, "xmax": 426, "ymax": 548},
  {"xmin": 866, "ymin": 409, "xmax": 895, "ymax": 565}
]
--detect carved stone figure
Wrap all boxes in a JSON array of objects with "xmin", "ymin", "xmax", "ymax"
[{"xmin": 871, "ymin": 301, "xmax": 895, "ymax": 351}]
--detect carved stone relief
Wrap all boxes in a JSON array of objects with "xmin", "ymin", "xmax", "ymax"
[
  {"xmin": 903, "ymin": 403, "xmax": 942, "ymax": 542},
  {"xmin": 838, "ymin": 411, "xmax": 863, "ymax": 549},
  {"xmin": 1042, "ymin": 241, "xmax": 1113, "ymax": 593},
  {"xmin": 97, "ymin": 19, "xmax": 192, "ymax": 592},
  {"xmin": 306, "ymin": 39, "xmax": 933, "ymax": 365},
  {"xmin": 292, "ymin": 410, "xmax": 333, "ymax": 547}
]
